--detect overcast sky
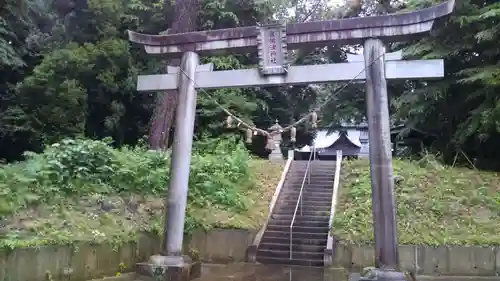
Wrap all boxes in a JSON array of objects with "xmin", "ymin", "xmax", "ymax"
[{"xmin": 286, "ymin": 0, "xmax": 345, "ymax": 18}]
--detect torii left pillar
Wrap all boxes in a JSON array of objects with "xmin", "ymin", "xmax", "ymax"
[{"xmin": 136, "ymin": 51, "xmax": 202, "ymax": 281}]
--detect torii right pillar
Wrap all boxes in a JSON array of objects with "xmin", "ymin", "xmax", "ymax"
[{"xmin": 363, "ymin": 38, "xmax": 403, "ymax": 279}]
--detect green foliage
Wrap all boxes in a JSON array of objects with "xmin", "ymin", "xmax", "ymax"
[
  {"xmin": 0, "ymin": 18, "xmax": 25, "ymax": 68},
  {"xmin": 13, "ymin": 38, "xmax": 147, "ymax": 146},
  {"xmin": 190, "ymin": 137, "xmax": 250, "ymax": 210},
  {"xmin": 1, "ymin": 0, "xmax": 320, "ymax": 161},
  {"xmin": 0, "ymin": 137, "xmax": 256, "ymax": 248},
  {"xmin": 5, "ymin": 0, "xmax": 500, "ymax": 169},
  {"xmin": 0, "ymin": 0, "xmax": 48, "ymax": 68},
  {"xmin": 333, "ymin": 159, "xmax": 500, "ymax": 245},
  {"xmin": 390, "ymin": 0, "xmax": 500, "ymax": 167},
  {"xmin": 1, "ymin": 137, "xmax": 251, "ymax": 211}
]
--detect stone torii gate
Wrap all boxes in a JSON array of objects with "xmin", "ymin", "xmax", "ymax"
[{"xmin": 129, "ymin": 1, "xmax": 455, "ymax": 280}]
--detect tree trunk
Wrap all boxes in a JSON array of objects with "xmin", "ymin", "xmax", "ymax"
[
  {"xmin": 149, "ymin": 0, "xmax": 200, "ymax": 151},
  {"xmin": 150, "ymin": 92, "xmax": 175, "ymax": 150}
]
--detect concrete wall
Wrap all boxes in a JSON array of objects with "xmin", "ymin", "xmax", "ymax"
[
  {"xmin": 2, "ymin": 229, "xmax": 500, "ymax": 281},
  {"xmin": 139, "ymin": 229, "xmax": 256, "ymax": 264},
  {"xmin": 0, "ymin": 229, "xmax": 256, "ymax": 281},
  {"xmin": 333, "ymin": 243, "xmax": 500, "ymax": 276}
]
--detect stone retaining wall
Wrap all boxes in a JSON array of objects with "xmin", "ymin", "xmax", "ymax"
[
  {"xmin": 1, "ymin": 229, "xmax": 499, "ymax": 281},
  {"xmin": 334, "ymin": 243, "xmax": 500, "ymax": 276},
  {"xmin": 0, "ymin": 229, "xmax": 256, "ymax": 281},
  {"xmin": 139, "ymin": 229, "xmax": 256, "ymax": 263}
]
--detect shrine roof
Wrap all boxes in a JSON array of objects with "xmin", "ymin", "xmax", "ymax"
[
  {"xmin": 128, "ymin": 0, "xmax": 455, "ymax": 56},
  {"xmin": 390, "ymin": 124, "xmax": 438, "ymax": 139},
  {"xmin": 296, "ymin": 129, "xmax": 362, "ymax": 152}
]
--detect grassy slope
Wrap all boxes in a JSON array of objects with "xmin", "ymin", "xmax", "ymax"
[
  {"xmin": 0, "ymin": 160, "xmax": 284, "ymax": 249},
  {"xmin": 332, "ymin": 158, "xmax": 500, "ymax": 245},
  {"xmin": 190, "ymin": 159, "xmax": 284, "ymax": 228},
  {"xmin": 8, "ymin": 156, "xmax": 497, "ymax": 248}
]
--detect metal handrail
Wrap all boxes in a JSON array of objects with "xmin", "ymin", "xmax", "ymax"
[
  {"xmin": 289, "ymin": 146, "xmax": 315, "ymax": 259},
  {"xmin": 325, "ymin": 150, "xmax": 343, "ymax": 265},
  {"xmin": 327, "ymin": 150, "xmax": 343, "ymax": 231}
]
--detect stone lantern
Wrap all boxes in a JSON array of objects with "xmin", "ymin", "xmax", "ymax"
[
  {"xmin": 359, "ymin": 118, "xmax": 370, "ymax": 157},
  {"xmin": 267, "ymin": 120, "xmax": 283, "ymax": 161}
]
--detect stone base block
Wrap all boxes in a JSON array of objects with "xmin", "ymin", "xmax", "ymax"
[
  {"xmin": 354, "ymin": 267, "xmax": 413, "ymax": 281},
  {"xmin": 246, "ymin": 245, "xmax": 257, "ymax": 262},
  {"xmin": 136, "ymin": 255, "xmax": 201, "ymax": 281},
  {"xmin": 324, "ymin": 248, "xmax": 334, "ymax": 267}
]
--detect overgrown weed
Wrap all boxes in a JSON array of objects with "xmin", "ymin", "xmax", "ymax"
[
  {"xmin": 0, "ymin": 137, "xmax": 282, "ymax": 249},
  {"xmin": 333, "ymin": 157, "xmax": 500, "ymax": 245}
]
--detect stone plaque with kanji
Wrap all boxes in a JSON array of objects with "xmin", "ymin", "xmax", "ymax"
[{"xmin": 257, "ymin": 23, "xmax": 288, "ymax": 76}]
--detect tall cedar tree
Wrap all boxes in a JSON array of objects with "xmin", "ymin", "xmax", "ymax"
[{"xmin": 149, "ymin": 0, "xmax": 200, "ymax": 150}]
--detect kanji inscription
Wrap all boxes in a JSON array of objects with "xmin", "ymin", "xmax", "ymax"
[{"xmin": 257, "ymin": 23, "xmax": 288, "ymax": 76}]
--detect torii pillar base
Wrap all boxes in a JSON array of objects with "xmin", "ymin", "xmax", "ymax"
[
  {"xmin": 350, "ymin": 268, "xmax": 411, "ymax": 281},
  {"xmin": 359, "ymin": 268, "xmax": 414, "ymax": 281},
  {"xmin": 136, "ymin": 255, "xmax": 201, "ymax": 281}
]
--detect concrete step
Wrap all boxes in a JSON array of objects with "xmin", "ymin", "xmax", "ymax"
[
  {"xmin": 286, "ymin": 178, "xmax": 333, "ymax": 183},
  {"xmin": 286, "ymin": 186, "xmax": 334, "ymax": 193},
  {"xmin": 285, "ymin": 186, "xmax": 332, "ymax": 191},
  {"xmin": 295, "ymin": 165, "xmax": 335, "ymax": 171},
  {"xmin": 279, "ymin": 197, "xmax": 331, "ymax": 203},
  {"xmin": 270, "ymin": 214, "xmax": 330, "ymax": 221},
  {"xmin": 277, "ymin": 201, "xmax": 330, "ymax": 207},
  {"xmin": 259, "ymin": 242, "xmax": 325, "ymax": 252},
  {"xmin": 295, "ymin": 163, "xmax": 336, "ymax": 167},
  {"xmin": 273, "ymin": 208, "xmax": 330, "ymax": 215},
  {"xmin": 284, "ymin": 184, "xmax": 333, "ymax": 188},
  {"xmin": 278, "ymin": 200, "xmax": 331, "ymax": 207},
  {"xmin": 292, "ymin": 162, "xmax": 335, "ymax": 166},
  {"xmin": 289, "ymin": 167, "xmax": 334, "ymax": 172},
  {"xmin": 286, "ymin": 184, "xmax": 334, "ymax": 190},
  {"xmin": 285, "ymin": 187, "xmax": 333, "ymax": 192},
  {"xmin": 271, "ymin": 209, "xmax": 331, "ymax": 217},
  {"xmin": 279, "ymin": 194, "xmax": 333, "ymax": 202},
  {"xmin": 285, "ymin": 184, "xmax": 332, "ymax": 189},
  {"xmin": 275, "ymin": 202, "xmax": 330, "ymax": 210},
  {"xmin": 268, "ymin": 219, "xmax": 329, "ymax": 230},
  {"xmin": 278, "ymin": 198, "xmax": 332, "ymax": 207},
  {"xmin": 272, "ymin": 209, "xmax": 330, "ymax": 216},
  {"xmin": 285, "ymin": 185, "xmax": 334, "ymax": 190},
  {"xmin": 285, "ymin": 180, "xmax": 334, "ymax": 185},
  {"xmin": 279, "ymin": 198, "xmax": 332, "ymax": 206},
  {"xmin": 279, "ymin": 196, "xmax": 332, "ymax": 203},
  {"xmin": 263, "ymin": 230, "xmax": 328, "ymax": 240},
  {"xmin": 260, "ymin": 236, "xmax": 326, "ymax": 245},
  {"xmin": 267, "ymin": 219, "xmax": 329, "ymax": 228},
  {"xmin": 284, "ymin": 177, "xmax": 333, "ymax": 182},
  {"xmin": 257, "ymin": 248, "xmax": 324, "ymax": 260},
  {"xmin": 287, "ymin": 174, "xmax": 334, "ymax": 179},
  {"xmin": 292, "ymin": 161, "xmax": 336, "ymax": 166},
  {"xmin": 266, "ymin": 224, "xmax": 329, "ymax": 234},
  {"xmin": 281, "ymin": 190, "xmax": 333, "ymax": 196},
  {"xmin": 278, "ymin": 201, "xmax": 330, "ymax": 207},
  {"xmin": 290, "ymin": 169, "xmax": 334, "ymax": 173},
  {"xmin": 256, "ymin": 256, "xmax": 324, "ymax": 267},
  {"xmin": 282, "ymin": 192, "xmax": 332, "ymax": 198}
]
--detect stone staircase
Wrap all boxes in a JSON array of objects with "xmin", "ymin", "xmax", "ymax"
[{"xmin": 256, "ymin": 160, "xmax": 337, "ymax": 267}]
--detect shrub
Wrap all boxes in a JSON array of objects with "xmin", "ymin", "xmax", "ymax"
[{"xmin": 0, "ymin": 136, "xmax": 252, "ymax": 216}]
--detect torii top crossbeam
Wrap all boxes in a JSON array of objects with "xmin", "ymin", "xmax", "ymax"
[{"xmin": 128, "ymin": 0, "xmax": 455, "ymax": 57}]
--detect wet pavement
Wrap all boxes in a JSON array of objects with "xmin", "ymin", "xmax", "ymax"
[
  {"xmin": 194, "ymin": 263, "xmax": 500, "ymax": 281},
  {"xmin": 196, "ymin": 263, "xmax": 349, "ymax": 281}
]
